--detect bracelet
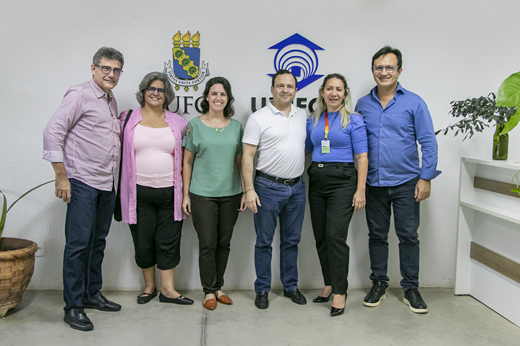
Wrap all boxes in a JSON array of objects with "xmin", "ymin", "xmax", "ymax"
[{"xmin": 244, "ymin": 187, "xmax": 255, "ymax": 195}]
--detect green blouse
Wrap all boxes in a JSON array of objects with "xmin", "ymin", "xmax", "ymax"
[{"xmin": 182, "ymin": 117, "xmax": 243, "ymax": 197}]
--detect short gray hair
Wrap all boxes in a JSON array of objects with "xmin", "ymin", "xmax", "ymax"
[
  {"xmin": 92, "ymin": 47, "xmax": 124, "ymax": 68},
  {"xmin": 135, "ymin": 72, "xmax": 175, "ymax": 109}
]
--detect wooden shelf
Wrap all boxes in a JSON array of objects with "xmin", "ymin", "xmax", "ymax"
[
  {"xmin": 456, "ymin": 157, "xmax": 520, "ymax": 327},
  {"xmin": 459, "ymin": 199, "xmax": 520, "ymax": 225},
  {"xmin": 462, "ymin": 157, "xmax": 520, "ymax": 170}
]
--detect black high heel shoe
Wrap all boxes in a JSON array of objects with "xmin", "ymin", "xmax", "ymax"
[
  {"xmin": 330, "ymin": 306, "xmax": 345, "ymax": 317},
  {"xmin": 312, "ymin": 293, "xmax": 332, "ymax": 303}
]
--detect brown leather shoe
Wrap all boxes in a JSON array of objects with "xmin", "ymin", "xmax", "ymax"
[
  {"xmin": 216, "ymin": 293, "xmax": 233, "ymax": 305},
  {"xmin": 203, "ymin": 298, "xmax": 217, "ymax": 310}
]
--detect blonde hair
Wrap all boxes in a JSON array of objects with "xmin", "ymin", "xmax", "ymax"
[{"xmin": 310, "ymin": 73, "xmax": 353, "ymax": 129}]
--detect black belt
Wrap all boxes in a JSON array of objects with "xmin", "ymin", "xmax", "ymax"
[
  {"xmin": 256, "ymin": 171, "xmax": 302, "ymax": 186},
  {"xmin": 312, "ymin": 162, "xmax": 354, "ymax": 168}
]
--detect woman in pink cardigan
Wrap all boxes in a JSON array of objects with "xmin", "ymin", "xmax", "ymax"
[{"xmin": 119, "ymin": 72, "xmax": 192, "ymax": 305}]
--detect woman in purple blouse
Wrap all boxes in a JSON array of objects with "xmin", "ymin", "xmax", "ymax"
[
  {"xmin": 119, "ymin": 72, "xmax": 192, "ymax": 305},
  {"xmin": 305, "ymin": 73, "xmax": 368, "ymax": 317}
]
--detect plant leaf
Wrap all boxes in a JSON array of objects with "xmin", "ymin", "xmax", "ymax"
[
  {"xmin": 501, "ymin": 108, "xmax": 520, "ymax": 135},
  {"xmin": 0, "ymin": 191, "xmax": 6, "ymax": 238},
  {"xmin": 6, "ymin": 180, "xmax": 54, "ymax": 213},
  {"xmin": 510, "ymin": 187, "xmax": 520, "ymax": 194},
  {"xmin": 497, "ymin": 72, "xmax": 520, "ymax": 107}
]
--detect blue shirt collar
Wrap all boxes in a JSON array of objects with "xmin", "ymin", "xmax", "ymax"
[{"xmin": 370, "ymin": 83, "xmax": 405, "ymax": 101}]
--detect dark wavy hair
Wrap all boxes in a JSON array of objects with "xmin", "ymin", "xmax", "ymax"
[{"xmin": 200, "ymin": 77, "xmax": 235, "ymax": 117}]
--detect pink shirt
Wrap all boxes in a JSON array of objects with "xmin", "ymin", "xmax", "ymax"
[
  {"xmin": 134, "ymin": 124, "xmax": 176, "ymax": 188},
  {"xmin": 119, "ymin": 108, "xmax": 187, "ymax": 223},
  {"xmin": 43, "ymin": 79, "xmax": 120, "ymax": 191}
]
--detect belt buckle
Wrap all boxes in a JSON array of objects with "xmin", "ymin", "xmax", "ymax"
[
  {"xmin": 318, "ymin": 163, "xmax": 324, "ymax": 168},
  {"xmin": 283, "ymin": 180, "xmax": 290, "ymax": 186}
]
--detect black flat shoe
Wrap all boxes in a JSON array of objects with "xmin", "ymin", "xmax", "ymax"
[
  {"xmin": 283, "ymin": 288, "xmax": 307, "ymax": 305},
  {"xmin": 64, "ymin": 308, "xmax": 94, "ymax": 331},
  {"xmin": 255, "ymin": 291, "xmax": 269, "ymax": 309},
  {"xmin": 312, "ymin": 293, "xmax": 332, "ymax": 303},
  {"xmin": 137, "ymin": 288, "xmax": 157, "ymax": 304},
  {"xmin": 83, "ymin": 294, "xmax": 121, "ymax": 311},
  {"xmin": 159, "ymin": 292, "xmax": 194, "ymax": 305},
  {"xmin": 330, "ymin": 306, "xmax": 345, "ymax": 317}
]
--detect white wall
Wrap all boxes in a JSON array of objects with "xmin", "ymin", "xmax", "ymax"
[{"xmin": 1, "ymin": 0, "xmax": 519, "ymax": 292}]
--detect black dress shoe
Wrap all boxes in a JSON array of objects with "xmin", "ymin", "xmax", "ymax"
[
  {"xmin": 159, "ymin": 292, "xmax": 194, "ymax": 305},
  {"xmin": 255, "ymin": 290, "xmax": 269, "ymax": 309},
  {"xmin": 330, "ymin": 306, "xmax": 345, "ymax": 317},
  {"xmin": 283, "ymin": 288, "xmax": 307, "ymax": 305},
  {"xmin": 312, "ymin": 293, "xmax": 332, "ymax": 303},
  {"xmin": 83, "ymin": 294, "xmax": 121, "ymax": 311},
  {"xmin": 137, "ymin": 288, "xmax": 158, "ymax": 304},
  {"xmin": 64, "ymin": 308, "xmax": 94, "ymax": 331}
]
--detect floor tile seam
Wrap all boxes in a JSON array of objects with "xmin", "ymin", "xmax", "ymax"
[{"xmin": 201, "ymin": 308, "xmax": 207, "ymax": 346}]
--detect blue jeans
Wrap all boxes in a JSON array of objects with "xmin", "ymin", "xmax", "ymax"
[
  {"xmin": 253, "ymin": 175, "xmax": 306, "ymax": 292},
  {"xmin": 63, "ymin": 178, "xmax": 116, "ymax": 311},
  {"xmin": 365, "ymin": 177, "xmax": 420, "ymax": 290}
]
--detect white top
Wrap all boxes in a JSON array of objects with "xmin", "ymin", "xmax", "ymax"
[
  {"xmin": 243, "ymin": 102, "xmax": 307, "ymax": 179},
  {"xmin": 134, "ymin": 124, "xmax": 176, "ymax": 188}
]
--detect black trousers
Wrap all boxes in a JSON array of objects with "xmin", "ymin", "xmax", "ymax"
[
  {"xmin": 308, "ymin": 162, "xmax": 357, "ymax": 294},
  {"xmin": 190, "ymin": 192, "xmax": 242, "ymax": 294},
  {"xmin": 129, "ymin": 185, "xmax": 183, "ymax": 270}
]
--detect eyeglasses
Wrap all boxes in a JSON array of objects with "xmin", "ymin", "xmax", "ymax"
[
  {"xmin": 95, "ymin": 64, "xmax": 123, "ymax": 76},
  {"xmin": 373, "ymin": 65, "xmax": 399, "ymax": 73},
  {"xmin": 147, "ymin": 87, "xmax": 165, "ymax": 94}
]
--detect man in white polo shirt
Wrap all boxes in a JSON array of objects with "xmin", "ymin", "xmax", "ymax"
[{"xmin": 242, "ymin": 69, "xmax": 307, "ymax": 309}]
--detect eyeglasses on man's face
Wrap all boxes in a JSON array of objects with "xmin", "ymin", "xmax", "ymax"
[
  {"xmin": 95, "ymin": 64, "xmax": 123, "ymax": 76},
  {"xmin": 372, "ymin": 65, "xmax": 399, "ymax": 74}
]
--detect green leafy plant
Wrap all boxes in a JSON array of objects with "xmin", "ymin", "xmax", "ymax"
[
  {"xmin": 437, "ymin": 71, "xmax": 520, "ymax": 140},
  {"xmin": 496, "ymin": 71, "xmax": 520, "ymax": 134},
  {"xmin": 0, "ymin": 181, "xmax": 54, "ymax": 239},
  {"xmin": 436, "ymin": 93, "xmax": 516, "ymax": 140},
  {"xmin": 496, "ymin": 72, "xmax": 520, "ymax": 195}
]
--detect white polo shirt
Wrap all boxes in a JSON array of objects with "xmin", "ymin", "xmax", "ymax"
[{"xmin": 243, "ymin": 102, "xmax": 307, "ymax": 179}]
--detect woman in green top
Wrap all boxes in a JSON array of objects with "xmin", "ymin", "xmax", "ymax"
[{"xmin": 182, "ymin": 77, "xmax": 245, "ymax": 310}]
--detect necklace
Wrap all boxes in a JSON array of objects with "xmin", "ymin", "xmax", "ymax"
[{"xmin": 207, "ymin": 116, "xmax": 226, "ymax": 132}]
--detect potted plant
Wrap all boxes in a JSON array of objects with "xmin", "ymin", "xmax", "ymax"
[
  {"xmin": 0, "ymin": 180, "xmax": 53, "ymax": 318},
  {"xmin": 437, "ymin": 71, "xmax": 520, "ymax": 160}
]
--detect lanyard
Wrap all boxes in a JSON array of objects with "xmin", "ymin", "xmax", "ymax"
[
  {"xmin": 324, "ymin": 111, "xmax": 330, "ymax": 139},
  {"xmin": 324, "ymin": 111, "xmax": 338, "ymax": 139}
]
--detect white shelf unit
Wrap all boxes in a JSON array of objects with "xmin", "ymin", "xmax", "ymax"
[{"xmin": 456, "ymin": 157, "xmax": 520, "ymax": 327}]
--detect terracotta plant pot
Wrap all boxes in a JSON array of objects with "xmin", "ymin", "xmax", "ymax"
[{"xmin": 0, "ymin": 237, "xmax": 38, "ymax": 317}]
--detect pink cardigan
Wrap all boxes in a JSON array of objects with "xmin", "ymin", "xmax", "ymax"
[{"xmin": 119, "ymin": 108, "xmax": 187, "ymax": 223}]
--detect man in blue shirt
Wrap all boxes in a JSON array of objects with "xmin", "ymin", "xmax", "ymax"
[{"xmin": 355, "ymin": 46, "xmax": 441, "ymax": 314}]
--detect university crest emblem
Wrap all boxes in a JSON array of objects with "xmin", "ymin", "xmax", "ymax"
[{"xmin": 164, "ymin": 31, "xmax": 210, "ymax": 91}]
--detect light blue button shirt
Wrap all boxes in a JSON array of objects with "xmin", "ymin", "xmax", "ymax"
[{"xmin": 355, "ymin": 83, "xmax": 441, "ymax": 187}]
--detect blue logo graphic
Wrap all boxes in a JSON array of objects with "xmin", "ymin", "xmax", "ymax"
[{"xmin": 269, "ymin": 33, "xmax": 324, "ymax": 90}]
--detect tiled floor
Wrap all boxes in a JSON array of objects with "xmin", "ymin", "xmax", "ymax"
[{"xmin": 1, "ymin": 288, "xmax": 519, "ymax": 346}]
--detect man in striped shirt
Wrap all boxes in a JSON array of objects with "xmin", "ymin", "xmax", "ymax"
[{"xmin": 43, "ymin": 47, "xmax": 124, "ymax": 331}]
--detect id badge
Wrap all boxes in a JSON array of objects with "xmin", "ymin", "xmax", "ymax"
[{"xmin": 321, "ymin": 140, "xmax": 330, "ymax": 154}]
